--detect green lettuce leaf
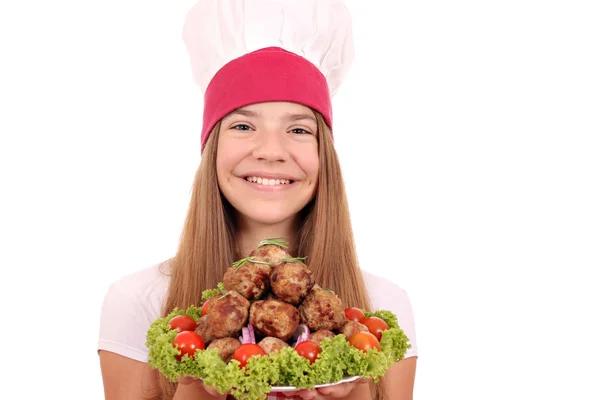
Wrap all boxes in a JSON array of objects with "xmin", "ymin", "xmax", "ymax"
[
  {"xmin": 363, "ymin": 309, "xmax": 413, "ymax": 361},
  {"xmin": 146, "ymin": 306, "xmax": 411, "ymax": 400},
  {"xmin": 201, "ymin": 282, "xmax": 226, "ymax": 300},
  {"xmin": 363, "ymin": 309, "xmax": 400, "ymax": 329}
]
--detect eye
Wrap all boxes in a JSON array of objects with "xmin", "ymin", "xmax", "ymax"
[
  {"xmin": 290, "ymin": 128, "xmax": 311, "ymax": 135},
  {"xmin": 232, "ymin": 124, "xmax": 252, "ymax": 131}
]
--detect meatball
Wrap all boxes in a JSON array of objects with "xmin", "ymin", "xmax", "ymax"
[
  {"xmin": 250, "ymin": 299, "xmax": 300, "ymax": 341},
  {"xmin": 207, "ymin": 337, "xmax": 241, "ymax": 363},
  {"xmin": 223, "ymin": 259, "xmax": 271, "ymax": 301},
  {"xmin": 270, "ymin": 260, "xmax": 314, "ymax": 305},
  {"xmin": 340, "ymin": 321, "xmax": 368, "ymax": 339},
  {"xmin": 195, "ymin": 315, "xmax": 214, "ymax": 344},
  {"xmin": 299, "ymin": 285, "xmax": 346, "ymax": 331},
  {"xmin": 206, "ymin": 290, "xmax": 251, "ymax": 338},
  {"xmin": 249, "ymin": 241, "xmax": 291, "ymax": 266},
  {"xmin": 258, "ymin": 337, "xmax": 290, "ymax": 355},
  {"xmin": 310, "ymin": 330, "xmax": 336, "ymax": 345}
]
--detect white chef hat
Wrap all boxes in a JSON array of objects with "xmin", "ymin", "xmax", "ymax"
[{"xmin": 181, "ymin": 0, "xmax": 354, "ymax": 152}]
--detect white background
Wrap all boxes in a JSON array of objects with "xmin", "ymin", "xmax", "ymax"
[{"xmin": 1, "ymin": 0, "xmax": 598, "ymax": 399}]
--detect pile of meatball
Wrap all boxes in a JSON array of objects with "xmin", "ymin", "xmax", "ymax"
[{"xmin": 195, "ymin": 242, "xmax": 369, "ymax": 363}]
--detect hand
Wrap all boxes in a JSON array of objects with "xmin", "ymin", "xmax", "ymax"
[
  {"xmin": 177, "ymin": 376, "xmax": 224, "ymax": 397},
  {"xmin": 289, "ymin": 378, "xmax": 371, "ymax": 399}
]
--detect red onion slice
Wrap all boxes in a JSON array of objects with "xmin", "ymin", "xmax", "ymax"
[
  {"xmin": 248, "ymin": 324, "xmax": 256, "ymax": 344},
  {"xmin": 241, "ymin": 327, "xmax": 250, "ymax": 344},
  {"xmin": 293, "ymin": 324, "xmax": 310, "ymax": 348},
  {"xmin": 292, "ymin": 324, "xmax": 309, "ymax": 341}
]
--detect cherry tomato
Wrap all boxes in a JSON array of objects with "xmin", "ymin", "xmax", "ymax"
[
  {"xmin": 232, "ymin": 343, "xmax": 266, "ymax": 368},
  {"xmin": 295, "ymin": 341, "xmax": 321, "ymax": 364},
  {"xmin": 348, "ymin": 331, "xmax": 381, "ymax": 352},
  {"xmin": 168, "ymin": 315, "xmax": 197, "ymax": 332},
  {"xmin": 201, "ymin": 298, "xmax": 214, "ymax": 316},
  {"xmin": 344, "ymin": 307, "xmax": 366, "ymax": 322},
  {"xmin": 173, "ymin": 331, "xmax": 205, "ymax": 361},
  {"xmin": 361, "ymin": 317, "xmax": 389, "ymax": 341}
]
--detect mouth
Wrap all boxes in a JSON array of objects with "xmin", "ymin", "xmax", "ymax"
[{"xmin": 244, "ymin": 176, "xmax": 295, "ymax": 186}]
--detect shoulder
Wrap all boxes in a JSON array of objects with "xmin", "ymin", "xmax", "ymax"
[
  {"xmin": 362, "ymin": 269, "xmax": 410, "ymax": 306},
  {"xmin": 361, "ymin": 270, "xmax": 413, "ymax": 317},
  {"xmin": 106, "ymin": 261, "xmax": 171, "ymax": 301},
  {"xmin": 361, "ymin": 269, "xmax": 419, "ymax": 359},
  {"xmin": 98, "ymin": 261, "xmax": 172, "ymax": 362},
  {"xmin": 362, "ymin": 269, "xmax": 406, "ymax": 293}
]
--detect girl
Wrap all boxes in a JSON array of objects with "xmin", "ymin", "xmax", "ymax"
[{"xmin": 98, "ymin": 1, "xmax": 418, "ymax": 399}]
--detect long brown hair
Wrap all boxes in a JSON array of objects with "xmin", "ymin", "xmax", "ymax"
[{"xmin": 154, "ymin": 110, "xmax": 383, "ymax": 399}]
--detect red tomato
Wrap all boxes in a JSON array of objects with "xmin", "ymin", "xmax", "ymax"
[
  {"xmin": 361, "ymin": 317, "xmax": 389, "ymax": 341},
  {"xmin": 295, "ymin": 341, "xmax": 321, "ymax": 364},
  {"xmin": 201, "ymin": 299, "xmax": 214, "ymax": 316},
  {"xmin": 344, "ymin": 307, "xmax": 366, "ymax": 322},
  {"xmin": 173, "ymin": 331, "xmax": 205, "ymax": 361},
  {"xmin": 168, "ymin": 315, "xmax": 197, "ymax": 332},
  {"xmin": 232, "ymin": 343, "xmax": 266, "ymax": 368},
  {"xmin": 348, "ymin": 331, "xmax": 381, "ymax": 352}
]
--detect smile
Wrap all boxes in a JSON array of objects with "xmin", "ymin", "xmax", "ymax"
[{"xmin": 245, "ymin": 176, "xmax": 293, "ymax": 186}]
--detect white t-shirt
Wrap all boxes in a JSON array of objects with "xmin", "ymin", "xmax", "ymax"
[{"xmin": 97, "ymin": 262, "xmax": 418, "ymax": 363}]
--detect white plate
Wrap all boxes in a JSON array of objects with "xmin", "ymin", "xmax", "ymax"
[{"xmin": 269, "ymin": 376, "xmax": 361, "ymax": 392}]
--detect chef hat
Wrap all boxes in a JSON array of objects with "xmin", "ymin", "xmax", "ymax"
[{"xmin": 181, "ymin": 0, "xmax": 354, "ymax": 152}]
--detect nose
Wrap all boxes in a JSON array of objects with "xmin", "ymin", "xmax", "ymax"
[{"xmin": 251, "ymin": 126, "xmax": 288, "ymax": 163}]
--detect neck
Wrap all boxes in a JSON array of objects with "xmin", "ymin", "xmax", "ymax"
[{"xmin": 235, "ymin": 216, "xmax": 300, "ymax": 258}]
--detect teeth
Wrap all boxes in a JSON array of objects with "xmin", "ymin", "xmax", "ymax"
[{"xmin": 246, "ymin": 176, "xmax": 291, "ymax": 185}]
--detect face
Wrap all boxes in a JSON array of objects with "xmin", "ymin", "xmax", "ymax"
[{"xmin": 216, "ymin": 101, "xmax": 320, "ymax": 228}]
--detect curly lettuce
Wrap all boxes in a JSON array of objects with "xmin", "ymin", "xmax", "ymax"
[
  {"xmin": 201, "ymin": 282, "xmax": 226, "ymax": 300},
  {"xmin": 364, "ymin": 309, "xmax": 400, "ymax": 329},
  {"xmin": 364, "ymin": 309, "xmax": 412, "ymax": 362},
  {"xmin": 146, "ymin": 305, "xmax": 412, "ymax": 400}
]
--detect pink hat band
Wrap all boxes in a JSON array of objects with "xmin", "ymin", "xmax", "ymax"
[{"xmin": 201, "ymin": 47, "xmax": 332, "ymax": 152}]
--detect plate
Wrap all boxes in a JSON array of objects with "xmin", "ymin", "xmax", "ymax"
[{"xmin": 269, "ymin": 376, "xmax": 361, "ymax": 393}]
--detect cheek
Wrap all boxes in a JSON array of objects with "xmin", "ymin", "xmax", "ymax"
[
  {"xmin": 297, "ymin": 151, "xmax": 320, "ymax": 183},
  {"xmin": 216, "ymin": 139, "xmax": 244, "ymax": 179},
  {"xmin": 215, "ymin": 152, "xmax": 228, "ymax": 183}
]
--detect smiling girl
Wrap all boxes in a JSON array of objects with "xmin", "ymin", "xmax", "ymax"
[{"xmin": 98, "ymin": 1, "xmax": 417, "ymax": 399}]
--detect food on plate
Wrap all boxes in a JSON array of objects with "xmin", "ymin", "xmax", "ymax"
[
  {"xmin": 299, "ymin": 285, "xmax": 346, "ymax": 331},
  {"xmin": 248, "ymin": 237, "xmax": 292, "ymax": 265},
  {"xmin": 348, "ymin": 331, "xmax": 381, "ymax": 352},
  {"xmin": 294, "ymin": 340, "xmax": 321, "ymax": 364},
  {"xmin": 223, "ymin": 258, "xmax": 272, "ymax": 301},
  {"xmin": 146, "ymin": 238, "xmax": 412, "ymax": 400},
  {"xmin": 168, "ymin": 314, "xmax": 197, "ymax": 332},
  {"xmin": 194, "ymin": 315, "xmax": 214, "ymax": 343},
  {"xmin": 205, "ymin": 290, "xmax": 250, "ymax": 339},
  {"xmin": 309, "ymin": 329, "xmax": 335, "ymax": 345},
  {"xmin": 172, "ymin": 331, "xmax": 205, "ymax": 361},
  {"xmin": 201, "ymin": 297, "xmax": 216, "ymax": 316},
  {"xmin": 207, "ymin": 337, "xmax": 242, "ymax": 363},
  {"xmin": 258, "ymin": 337, "xmax": 290, "ymax": 355},
  {"xmin": 344, "ymin": 307, "xmax": 366, "ymax": 322},
  {"xmin": 340, "ymin": 320, "xmax": 369, "ymax": 339},
  {"xmin": 250, "ymin": 299, "xmax": 300, "ymax": 341},
  {"xmin": 270, "ymin": 258, "xmax": 314, "ymax": 305},
  {"xmin": 361, "ymin": 317, "xmax": 390, "ymax": 341},
  {"xmin": 232, "ymin": 343, "xmax": 266, "ymax": 368}
]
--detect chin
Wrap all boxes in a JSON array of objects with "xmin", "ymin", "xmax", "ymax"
[{"xmin": 235, "ymin": 202, "xmax": 306, "ymax": 227}]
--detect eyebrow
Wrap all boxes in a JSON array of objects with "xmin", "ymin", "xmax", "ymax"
[
  {"xmin": 227, "ymin": 109, "xmax": 317, "ymax": 124},
  {"xmin": 228, "ymin": 109, "xmax": 258, "ymax": 118},
  {"xmin": 285, "ymin": 113, "xmax": 317, "ymax": 124}
]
